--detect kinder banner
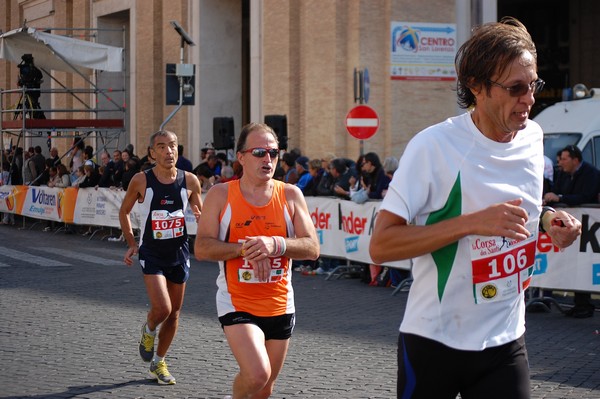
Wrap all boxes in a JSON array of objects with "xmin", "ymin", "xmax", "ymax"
[
  {"xmin": 532, "ymin": 207, "xmax": 600, "ymax": 292},
  {"xmin": 306, "ymin": 197, "xmax": 411, "ymax": 270},
  {"xmin": 307, "ymin": 198, "xmax": 600, "ymax": 291}
]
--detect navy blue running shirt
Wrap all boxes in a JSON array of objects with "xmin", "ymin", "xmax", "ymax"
[{"xmin": 138, "ymin": 168, "xmax": 190, "ymax": 266}]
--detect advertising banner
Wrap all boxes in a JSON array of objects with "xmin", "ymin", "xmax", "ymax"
[
  {"xmin": 3, "ymin": 184, "xmax": 600, "ymax": 292},
  {"xmin": 0, "ymin": 185, "xmax": 27, "ymax": 214},
  {"xmin": 61, "ymin": 187, "xmax": 78, "ymax": 224},
  {"xmin": 306, "ymin": 197, "xmax": 411, "ymax": 270},
  {"xmin": 21, "ymin": 186, "xmax": 63, "ymax": 221},
  {"xmin": 390, "ymin": 21, "xmax": 457, "ymax": 81},
  {"xmin": 73, "ymin": 188, "xmax": 120, "ymax": 227},
  {"xmin": 532, "ymin": 207, "xmax": 600, "ymax": 292}
]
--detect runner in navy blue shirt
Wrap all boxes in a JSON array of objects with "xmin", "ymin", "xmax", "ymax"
[{"xmin": 119, "ymin": 130, "xmax": 202, "ymax": 385}]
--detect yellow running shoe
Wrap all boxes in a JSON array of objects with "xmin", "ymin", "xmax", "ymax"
[
  {"xmin": 149, "ymin": 359, "xmax": 176, "ymax": 385},
  {"xmin": 138, "ymin": 323, "xmax": 155, "ymax": 362}
]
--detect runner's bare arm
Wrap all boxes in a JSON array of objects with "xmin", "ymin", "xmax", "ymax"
[
  {"xmin": 194, "ymin": 183, "xmax": 243, "ymax": 261},
  {"xmin": 185, "ymin": 172, "xmax": 203, "ymax": 221},
  {"xmin": 370, "ymin": 199, "xmax": 530, "ymax": 264},
  {"xmin": 281, "ymin": 184, "xmax": 319, "ymax": 260},
  {"xmin": 119, "ymin": 172, "xmax": 145, "ymax": 265},
  {"xmin": 240, "ymin": 185, "xmax": 320, "ymax": 262}
]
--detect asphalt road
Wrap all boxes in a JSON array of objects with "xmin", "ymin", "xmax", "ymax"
[{"xmin": 1, "ymin": 220, "xmax": 599, "ymax": 398}]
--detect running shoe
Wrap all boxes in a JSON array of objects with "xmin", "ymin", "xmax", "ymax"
[
  {"xmin": 149, "ymin": 359, "xmax": 176, "ymax": 385},
  {"xmin": 139, "ymin": 323, "xmax": 155, "ymax": 362}
]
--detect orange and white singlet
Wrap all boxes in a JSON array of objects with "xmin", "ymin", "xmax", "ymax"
[{"xmin": 216, "ymin": 179, "xmax": 295, "ymax": 317}]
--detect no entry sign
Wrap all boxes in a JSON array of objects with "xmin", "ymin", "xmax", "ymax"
[{"xmin": 345, "ymin": 105, "xmax": 379, "ymax": 139}]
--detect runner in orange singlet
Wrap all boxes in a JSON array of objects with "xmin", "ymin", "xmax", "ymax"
[{"xmin": 195, "ymin": 122, "xmax": 319, "ymax": 399}]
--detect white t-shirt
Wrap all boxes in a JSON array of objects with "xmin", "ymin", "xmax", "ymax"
[{"xmin": 381, "ymin": 112, "xmax": 544, "ymax": 350}]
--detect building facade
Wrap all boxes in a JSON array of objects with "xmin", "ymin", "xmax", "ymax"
[{"xmin": 1, "ymin": 0, "xmax": 598, "ymax": 165}]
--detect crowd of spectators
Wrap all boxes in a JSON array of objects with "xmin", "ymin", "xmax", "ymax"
[
  {"xmin": 0, "ymin": 138, "xmax": 148, "ymax": 234},
  {"xmin": 4, "ymin": 140, "xmax": 596, "ymax": 303},
  {"xmin": 269, "ymin": 147, "xmax": 407, "ymax": 286},
  {"xmin": 0, "ymin": 141, "xmax": 404, "ymax": 284},
  {"xmin": 190, "ymin": 147, "xmax": 242, "ymax": 193},
  {"xmin": 59, "ymin": 142, "xmax": 399, "ymax": 284}
]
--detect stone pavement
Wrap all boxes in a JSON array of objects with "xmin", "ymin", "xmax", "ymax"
[{"xmin": 1, "ymin": 222, "xmax": 600, "ymax": 399}]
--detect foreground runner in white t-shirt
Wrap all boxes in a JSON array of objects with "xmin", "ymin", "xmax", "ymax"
[{"xmin": 370, "ymin": 17, "xmax": 582, "ymax": 399}]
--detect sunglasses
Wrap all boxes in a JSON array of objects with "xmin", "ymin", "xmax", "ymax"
[
  {"xmin": 241, "ymin": 147, "xmax": 279, "ymax": 158},
  {"xmin": 488, "ymin": 78, "xmax": 545, "ymax": 97}
]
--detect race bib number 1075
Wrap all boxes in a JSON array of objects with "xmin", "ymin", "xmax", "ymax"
[{"xmin": 151, "ymin": 209, "xmax": 185, "ymax": 240}]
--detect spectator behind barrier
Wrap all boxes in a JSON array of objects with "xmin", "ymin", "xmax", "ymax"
[
  {"xmin": 175, "ymin": 144, "xmax": 193, "ymax": 172},
  {"xmin": 98, "ymin": 151, "xmax": 116, "ymax": 188},
  {"xmin": 381, "ymin": 156, "xmax": 399, "ymax": 198},
  {"xmin": 280, "ymin": 152, "xmax": 299, "ymax": 184},
  {"xmin": 121, "ymin": 158, "xmax": 140, "ymax": 191},
  {"xmin": 331, "ymin": 158, "xmax": 354, "ymax": 200},
  {"xmin": 295, "ymin": 156, "xmax": 313, "ymax": 194},
  {"xmin": 543, "ymin": 145, "xmax": 600, "ymax": 207},
  {"xmin": 54, "ymin": 164, "xmax": 71, "ymax": 188},
  {"xmin": 360, "ymin": 152, "xmax": 390, "ymax": 200},
  {"xmin": 303, "ymin": 158, "xmax": 323, "ymax": 196},
  {"xmin": 79, "ymin": 163, "xmax": 100, "ymax": 188},
  {"xmin": 30, "ymin": 146, "xmax": 46, "ymax": 184},
  {"xmin": 542, "ymin": 144, "xmax": 600, "ymax": 319},
  {"xmin": 112, "ymin": 150, "xmax": 124, "ymax": 187}
]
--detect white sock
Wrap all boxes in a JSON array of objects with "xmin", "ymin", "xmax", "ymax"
[
  {"xmin": 145, "ymin": 324, "xmax": 156, "ymax": 335},
  {"xmin": 152, "ymin": 355, "xmax": 164, "ymax": 364}
]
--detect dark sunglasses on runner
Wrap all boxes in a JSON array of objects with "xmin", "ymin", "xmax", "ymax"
[
  {"xmin": 488, "ymin": 78, "xmax": 545, "ymax": 97},
  {"xmin": 241, "ymin": 147, "xmax": 279, "ymax": 158}
]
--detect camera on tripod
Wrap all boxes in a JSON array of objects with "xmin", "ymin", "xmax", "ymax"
[
  {"xmin": 17, "ymin": 54, "xmax": 43, "ymax": 89},
  {"xmin": 14, "ymin": 53, "xmax": 45, "ymax": 119}
]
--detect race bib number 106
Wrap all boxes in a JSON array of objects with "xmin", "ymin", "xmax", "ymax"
[{"xmin": 470, "ymin": 232, "xmax": 536, "ymax": 304}]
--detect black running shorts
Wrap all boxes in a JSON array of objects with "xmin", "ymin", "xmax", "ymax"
[{"xmin": 219, "ymin": 311, "xmax": 295, "ymax": 340}]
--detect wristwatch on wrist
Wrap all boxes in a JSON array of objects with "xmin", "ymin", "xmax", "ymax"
[{"xmin": 539, "ymin": 206, "xmax": 555, "ymax": 233}]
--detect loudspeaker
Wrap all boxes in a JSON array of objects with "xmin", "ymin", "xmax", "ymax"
[
  {"xmin": 264, "ymin": 114, "xmax": 288, "ymax": 150},
  {"xmin": 213, "ymin": 117, "xmax": 235, "ymax": 150}
]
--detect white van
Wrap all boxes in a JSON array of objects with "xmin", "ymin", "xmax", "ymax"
[{"xmin": 535, "ymin": 85, "xmax": 600, "ymax": 167}]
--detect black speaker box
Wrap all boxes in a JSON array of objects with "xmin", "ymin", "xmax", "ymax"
[
  {"xmin": 213, "ymin": 117, "xmax": 235, "ymax": 150},
  {"xmin": 264, "ymin": 114, "xmax": 288, "ymax": 150}
]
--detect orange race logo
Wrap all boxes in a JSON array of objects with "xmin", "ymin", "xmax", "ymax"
[
  {"xmin": 5, "ymin": 187, "xmax": 17, "ymax": 211},
  {"xmin": 57, "ymin": 191, "xmax": 63, "ymax": 219}
]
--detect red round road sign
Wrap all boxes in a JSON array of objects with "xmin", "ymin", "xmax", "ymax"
[{"xmin": 345, "ymin": 105, "xmax": 379, "ymax": 139}]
